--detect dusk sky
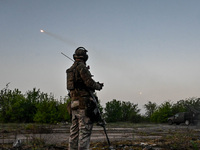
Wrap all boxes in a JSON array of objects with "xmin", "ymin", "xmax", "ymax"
[{"xmin": 1, "ymin": 0, "xmax": 200, "ymax": 112}]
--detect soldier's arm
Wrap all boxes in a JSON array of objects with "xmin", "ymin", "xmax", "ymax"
[{"xmin": 78, "ymin": 63, "xmax": 102, "ymax": 91}]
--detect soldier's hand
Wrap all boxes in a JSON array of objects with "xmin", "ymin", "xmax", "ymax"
[{"xmin": 96, "ymin": 82, "xmax": 104, "ymax": 91}]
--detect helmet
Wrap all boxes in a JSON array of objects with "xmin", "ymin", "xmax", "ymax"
[{"xmin": 73, "ymin": 47, "xmax": 88, "ymax": 61}]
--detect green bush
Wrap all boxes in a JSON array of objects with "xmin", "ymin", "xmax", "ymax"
[
  {"xmin": 150, "ymin": 101, "xmax": 173, "ymax": 123},
  {"xmin": 104, "ymin": 99, "xmax": 141, "ymax": 123},
  {"xmin": 0, "ymin": 87, "xmax": 71, "ymax": 123}
]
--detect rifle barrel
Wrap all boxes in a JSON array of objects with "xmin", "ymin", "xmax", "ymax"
[
  {"xmin": 103, "ymin": 126, "xmax": 111, "ymax": 146},
  {"xmin": 89, "ymin": 90, "xmax": 111, "ymax": 146}
]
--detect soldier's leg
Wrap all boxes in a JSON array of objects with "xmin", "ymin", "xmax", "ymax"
[
  {"xmin": 69, "ymin": 110, "xmax": 79, "ymax": 150},
  {"xmin": 78, "ymin": 109, "xmax": 93, "ymax": 150}
]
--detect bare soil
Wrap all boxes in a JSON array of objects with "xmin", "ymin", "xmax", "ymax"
[{"xmin": 1, "ymin": 123, "xmax": 200, "ymax": 149}]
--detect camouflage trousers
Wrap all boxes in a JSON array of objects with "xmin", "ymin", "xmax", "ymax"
[{"xmin": 69, "ymin": 109, "xmax": 93, "ymax": 150}]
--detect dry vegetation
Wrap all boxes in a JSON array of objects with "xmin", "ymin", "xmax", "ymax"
[{"xmin": 1, "ymin": 123, "xmax": 200, "ymax": 150}]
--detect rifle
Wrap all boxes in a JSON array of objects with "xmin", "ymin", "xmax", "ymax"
[
  {"xmin": 61, "ymin": 52, "xmax": 111, "ymax": 147},
  {"xmin": 88, "ymin": 90, "xmax": 111, "ymax": 146}
]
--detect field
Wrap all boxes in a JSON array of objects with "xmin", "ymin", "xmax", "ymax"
[{"xmin": 1, "ymin": 123, "xmax": 200, "ymax": 150}]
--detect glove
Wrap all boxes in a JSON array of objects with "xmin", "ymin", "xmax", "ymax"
[{"xmin": 96, "ymin": 82, "xmax": 104, "ymax": 91}]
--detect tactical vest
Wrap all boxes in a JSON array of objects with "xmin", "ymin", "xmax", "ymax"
[
  {"xmin": 66, "ymin": 62, "xmax": 87, "ymax": 90},
  {"xmin": 66, "ymin": 63, "xmax": 77, "ymax": 90}
]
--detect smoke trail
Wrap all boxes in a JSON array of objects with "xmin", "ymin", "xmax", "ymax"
[{"xmin": 40, "ymin": 29, "xmax": 77, "ymax": 47}]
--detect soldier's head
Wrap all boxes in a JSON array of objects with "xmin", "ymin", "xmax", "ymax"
[{"xmin": 73, "ymin": 47, "xmax": 88, "ymax": 62}]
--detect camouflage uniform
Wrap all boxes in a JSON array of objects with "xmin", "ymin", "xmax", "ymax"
[{"xmin": 67, "ymin": 47, "xmax": 103, "ymax": 150}]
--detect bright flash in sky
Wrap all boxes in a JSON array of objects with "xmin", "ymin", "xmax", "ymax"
[{"xmin": 40, "ymin": 29, "xmax": 44, "ymax": 33}]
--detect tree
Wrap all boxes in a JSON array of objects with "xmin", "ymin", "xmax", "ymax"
[
  {"xmin": 57, "ymin": 96, "xmax": 71, "ymax": 122},
  {"xmin": 0, "ymin": 87, "xmax": 71, "ymax": 123},
  {"xmin": 24, "ymin": 88, "xmax": 41, "ymax": 122},
  {"xmin": 151, "ymin": 101, "xmax": 173, "ymax": 123},
  {"xmin": 144, "ymin": 101, "xmax": 157, "ymax": 118},
  {"xmin": 171, "ymin": 100, "xmax": 187, "ymax": 114},
  {"xmin": 104, "ymin": 99, "xmax": 141, "ymax": 123},
  {"xmin": 8, "ymin": 89, "xmax": 27, "ymax": 122},
  {"xmin": 0, "ymin": 87, "xmax": 10, "ymax": 122},
  {"xmin": 33, "ymin": 93, "xmax": 58, "ymax": 124},
  {"xmin": 171, "ymin": 97, "xmax": 200, "ymax": 115},
  {"xmin": 121, "ymin": 101, "xmax": 141, "ymax": 122},
  {"xmin": 128, "ymin": 103, "xmax": 141, "ymax": 123},
  {"xmin": 104, "ymin": 99, "xmax": 122, "ymax": 122}
]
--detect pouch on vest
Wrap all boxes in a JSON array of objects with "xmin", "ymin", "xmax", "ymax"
[
  {"xmin": 71, "ymin": 100, "xmax": 79, "ymax": 110},
  {"xmin": 79, "ymin": 97, "xmax": 87, "ymax": 109},
  {"xmin": 66, "ymin": 68, "xmax": 75, "ymax": 90},
  {"xmin": 67, "ymin": 99, "xmax": 72, "ymax": 115}
]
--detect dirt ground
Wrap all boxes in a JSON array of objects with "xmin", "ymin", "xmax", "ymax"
[{"xmin": 1, "ymin": 123, "xmax": 200, "ymax": 149}]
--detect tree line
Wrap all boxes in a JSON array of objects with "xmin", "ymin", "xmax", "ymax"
[
  {"xmin": 0, "ymin": 87, "xmax": 200, "ymax": 123},
  {"xmin": 0, "ymin": 87, "xmax": 70, "ymax": 123}
]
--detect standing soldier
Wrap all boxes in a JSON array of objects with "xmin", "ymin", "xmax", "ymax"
[{"xmin": 66, "ymin": 47, "xmax": 103, "ymax": 150}]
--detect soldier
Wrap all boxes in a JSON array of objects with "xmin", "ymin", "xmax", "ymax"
[{"xmin": 67, "ymin": 47, "xmax": 103, "ymax": 150}]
